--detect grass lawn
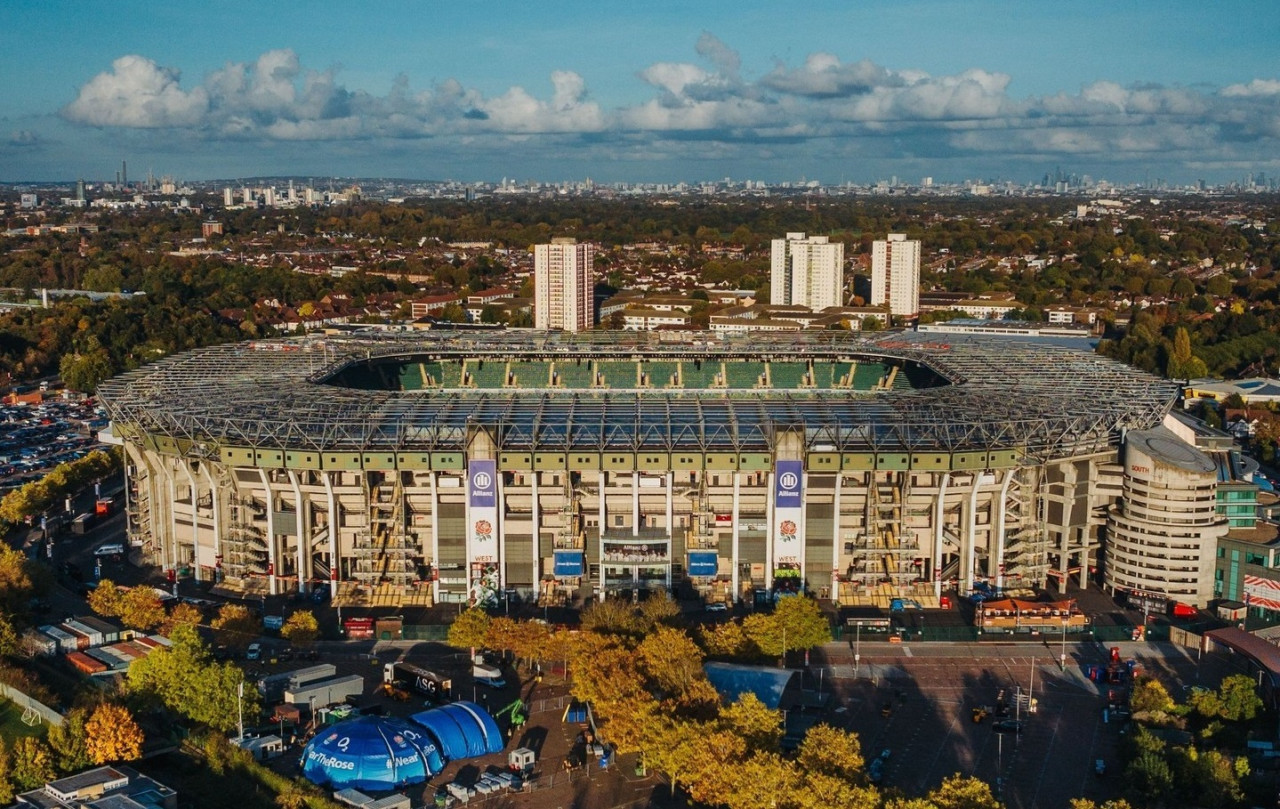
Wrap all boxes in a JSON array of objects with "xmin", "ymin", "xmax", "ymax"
[{"xmin": 0, "ymin": 698, "xmax": 49, "ymax": 742}]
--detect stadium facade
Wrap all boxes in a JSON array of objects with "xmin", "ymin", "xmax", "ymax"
[{"xmin": 96, "ymin": 330, "xmax": 1190, "ymax": 608}]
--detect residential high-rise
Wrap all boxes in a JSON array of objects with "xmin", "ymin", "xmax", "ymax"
[
  {"xmin": 223, "ymin": 187, "xmax": 234, "ymax": 207},
  {"xmin": 871, "ymin": 233, "xmax": 921, "ymax": 318},
  {"xmin": 534, "ymin": 238, "xmax": 595, "ymax": 332},
  {"xmin": 769, "ymin": 232, "xmax": 844, "ymax": 309}
]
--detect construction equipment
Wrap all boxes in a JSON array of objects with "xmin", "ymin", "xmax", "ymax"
[
  {"xmin": 494, "ymin": 699, "xmax": 528, "ymax": 731},
  {"xmin": 378, "ymin": 681, "xmax": 411, "ymax": 701}
]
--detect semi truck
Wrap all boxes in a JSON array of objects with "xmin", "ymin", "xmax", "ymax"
[
  {"xmin": 258, "ymin": 663, "xmax": 338, "ymax": 701},
  {"xmin": 383, "ymin": 662, "xmax": 452, "ymax": 702}
]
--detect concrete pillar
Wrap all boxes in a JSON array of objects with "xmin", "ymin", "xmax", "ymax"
[
  {"xmin": 933, "ymin": 473, "xmax": 950, "ymax": 599},
  {"xmin": 832, "ymin": 473, "xmax": 842, "ymax": 597},
  {"xmin": 323, "ymin": 471, "xmax": 338, "ymax": 598},
  {"xmin": 429, "ymin": 472, "xmax": 440, "ymax": 602},
  {"xmin": 598, "ymin": 471, "xmax": 607, "ymax": 595},
  {"xmin": 632, "ymin": 472, "xmax": 640, "ymax": 537},
  {"xmin": 258, "ymin": 469, "xmax": 278, "ymax": 595},
  {"xmin": 965, "ymin": 474, "xmax": 981, "ymax": 591},
  {"xmin": 201, "ymin": 464, "xmax": 221, "ymax": 580},
  {"xmin": 531, "ymin": 472, "xmax": 540, "ymax": 600},
  {"xmin": 765, "ymin": 470, "xmax": 775, "ymax": 591},
  {"xmin": 182, "ymin": 462, "xmax": 201, "ymax": 582},
  {"xmin": 995, "ymin": 470, "xmax": 1014, "ymax": 591},
  {"xmin": 287, "ymin": 471, "xmax": 308, "ymax": 594},
  {"xmin": 731, "ymin": 472, "xmax": 742, "ymax": 602}
]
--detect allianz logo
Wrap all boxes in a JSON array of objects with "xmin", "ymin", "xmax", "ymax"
[{"xmin": 307, "ymin": 751, "xmax": 355, "ymax": 770}]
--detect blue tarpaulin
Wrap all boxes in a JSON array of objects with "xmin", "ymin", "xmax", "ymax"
[{"xmin": 703, "ymin": 662, "xmax": 799, "ymax": 710}]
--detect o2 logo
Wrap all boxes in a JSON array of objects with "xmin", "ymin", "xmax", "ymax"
[
  {"xmin": 779, "ymin": 471, "xmax": 799, "ymax": 491},
  {"xmin": 336, "ymin": 737, "xmax": 350, "ymax": 752}
]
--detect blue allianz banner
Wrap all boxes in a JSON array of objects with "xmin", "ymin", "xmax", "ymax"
[
  {"xmin": 468, "ymin": 460, "xmax": 496, "ymax": 508},
  {"xmin": 774, "ymin": 460, "xmax": 802, "ymax": 508},
  {"xmin": 553, "ymin": 550, "xmax": 585, "ymax": 577},
  {"xmin": 688, "ymin": 551, "xmax": 719, "ymax": 577}
]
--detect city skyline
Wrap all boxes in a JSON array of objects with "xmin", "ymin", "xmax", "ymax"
[{"xmin": 3, "ymin": 1, "xmax": 1280, "ymax": 184}]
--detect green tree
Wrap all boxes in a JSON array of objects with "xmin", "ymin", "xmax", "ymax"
[
  {"xmin": 9, "ymin": 737, "xmax": 54, "ymax": 791},
  {"xmin": 46, "ymin": 707, "xmax": 93, "ymax": 773},
  {"xmin": 1217, "ymin": 674, "xmax": 1263, "ymax": 721},
  {"xmin": 448, "ymin": 608, "xmax": 492, "ymax": 654},
  {"xmin": 1126, "ymin": 751, "xmax": 1174, "ymax": 806},
  {"xmin": 636, "ymin": 627, "xmax": 706, "ymax": 698},
  {"xmin": 0, "ymin": 613, "xmax": 18, "ymax": 658},
  {"xmin": 59, "ymin": 341, "xmax": 114, "ymax": 393},
  {"xmin": 280, "ymin": 611, "xmax": 320, "ymax": 647},
  {"xmin": 745, "ymin": 597, "xmax": 831, "ymax": 659},
  {"xmin": 158, "ymin": 601, "xmax": 202, "ymax": 637}
]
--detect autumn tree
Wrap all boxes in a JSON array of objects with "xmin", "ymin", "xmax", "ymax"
[
  {"xmin": 926, "ymin": 774, "xmax": 1002, "ymax": 809},
  {"xmin": 281, "ymin": 611, "xmax": 320, "ymax": 647},
  {"xmin": 85, "ymin": 703, "xmax": 144, "ymax": 764},
  {"xmin": 1129, "ymin": 677, "xmax": 1175, "ymax": 715},
  {"xmin": 0, "ymin": 613, "xmax": 18, "ymax": 658},
  {"xmin": 0, "ymin": 740, "xmax": 12, "ymax": 806},
  {"xmin": 636, "ymin": 627, "xmax": 706, "ymax": 699},
  {"xmin": 483, "ymin": 616, "xmax": 522, "ymax": 661},
  {"xmin": 47, "ymin": 707, "xmax": 93, "ymax": 773},
  {"xmin": 9, "ymin": 737, "xmax": 54, "ymax": 791},
  {"xmin": 447, "ymin": 608, "xmax": 491, "ymax": 655},
  {"xmin": 127, "ymin": 625, "xmax": 253, "ymax": 732},
  {"xmin": 158, "ymin": 601, "xmax": 202, "ymax": 638},
  {"xmin": 87, "ymin": 579, "xmax": 125, "ymax": 618},
  {"xmin": 637, "ymin": 593, "xmax": 682, "ymax": 632},
  {"xmin": 719, "ymin": 693, "xmax": 782, "ymax": 753},
  {"xmin": 701, "ymin": 620, "xmax": 754, "ymax": 660},
  {"xmin": 1217, "ymin": 674, "xmax": 1263, "ymax": 721},
  {"xmin": 580, "ymin": 598, "xmax": 640, "ymax": 636},
  {"xmin": 119, "ymin": 587, "xmax": 166, "ymax": 631},
  {"xmin": 211, "ymin": 603, "xmax": 259, "ymax": 650},
  {"xmin": 796, "ymin": 723, "xmax": 865, "ymax": 782},
  {"xmin": 0, "ymin": 545, "xmax": 39, "ymax": 612}
]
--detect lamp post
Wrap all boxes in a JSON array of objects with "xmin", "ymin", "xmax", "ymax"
[
  {"xmin": 1060, "ymin": 618, "xmax": 1069, "ymax": 671},
  {"xmin": 237, "ymin": 680, "xmax": 245, "ymax": 743},
  {"xmin": 854, "ymin": 623, "xmax": 862, "ymax": 679},
  {"xmin": 781, "ymin": 626, "xmax": 787, "ymax": 669}
]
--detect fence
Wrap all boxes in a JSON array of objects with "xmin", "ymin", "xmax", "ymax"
[{"xmin": 0, "ymin": 682, "xmax": 63, "ymax": 727}]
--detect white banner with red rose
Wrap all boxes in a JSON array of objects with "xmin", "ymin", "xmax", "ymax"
[{"xmin": 773, "ymin": 460, "xmax": 803, "ymax": 571}]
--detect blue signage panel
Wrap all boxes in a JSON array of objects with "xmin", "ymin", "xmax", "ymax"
[
  {"xmin": 468, "ymin": 460, "xmax": 496, "ymax": 508},
  {"xmin": 774, "ymin": 460, "xmax": 803, "ymax": 508},
  {"xmin": 688, "ymin": 551, "xmax": 719, "ymax": 577},
  {"xmin": 553, "ymin": 550, "xmax": 585, "ymax": 577}
]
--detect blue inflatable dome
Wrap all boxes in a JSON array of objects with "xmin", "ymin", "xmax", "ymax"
[
  {"xmin": 408, "ymin": 701, "xmax": 505, "ymax": 761},
  {"xmin": 302, "ymin": 716, "xmax": 444, "ymax": 791}
]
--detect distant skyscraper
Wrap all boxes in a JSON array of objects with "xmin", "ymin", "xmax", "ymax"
[
  {"xmin": 534, "ymin": 238, "xmax": 595, "ymax": 332},
  {"xmin": 871, "ymin": 234, "xmax": 921, "ymax": 318},
  {"xmin": 223, "ymin": 187, "xmax": 234, "ymax": 207},
  {"xmin": 770, "ymin": 232, "xmax": 844, "ymax": 309}
]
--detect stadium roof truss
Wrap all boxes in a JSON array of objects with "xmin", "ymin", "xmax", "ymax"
[{"xmin": 97, "ymin": 331, "xmax": 1177, "ymax": 460}]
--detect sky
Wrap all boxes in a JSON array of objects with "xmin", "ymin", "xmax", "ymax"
[{"xmin": 2, "ymin": 0, "xmax": 1279, "ymax": 185}]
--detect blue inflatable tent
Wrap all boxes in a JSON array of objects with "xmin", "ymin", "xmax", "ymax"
[
  {"xmin": 408, "ymin": 701, "xmax": 504, "ymax": 761},
  {"xmin": 301, "ymin": 716, "xmax": 444, "ymax": 791}
]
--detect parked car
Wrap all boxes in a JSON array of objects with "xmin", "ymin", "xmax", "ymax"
[{"xmin": 246, "ymin": 643, "xmax": 262, "ymax": 661}]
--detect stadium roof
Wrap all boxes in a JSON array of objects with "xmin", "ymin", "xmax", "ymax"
[{"xmin": 96, "ymin": 330, "xmax": 1176, "ymax": 458}]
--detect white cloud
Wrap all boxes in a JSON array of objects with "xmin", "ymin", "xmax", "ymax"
[{"xmin": 56, "ymin": 40, "xmax": 1280, "ymax": 175}]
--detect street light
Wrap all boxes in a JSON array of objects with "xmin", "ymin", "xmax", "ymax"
[
  {"xmin": 854, "ymin": 623, "xmax": 862, "ymax": 679},
  {"xmin": 1060, "ymin": 618, "xmax": 1069, "ymax": 671},
  {"xmin": 781, "ymin": 626, "xmax": 787, "ymax": 669}
]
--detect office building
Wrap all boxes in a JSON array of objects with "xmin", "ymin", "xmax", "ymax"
[
  {"xmin": 770, "ymin": 233, "xmax": 844, "ymax": 310},
  {"xmin": 534, "ymin": 238, "xmax": 595, "ymax": 332},
  {"xmin": 871, "ymin": 234, "xmax": 922, "ymax": 318}
]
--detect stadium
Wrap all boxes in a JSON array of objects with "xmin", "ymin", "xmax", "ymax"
[{"xmin": 96, "ymin": 330, "xmax": 1181, "ymax": 609}]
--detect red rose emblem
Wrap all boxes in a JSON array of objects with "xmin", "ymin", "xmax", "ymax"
[
  {"xmin": 780, "ymin": 520, "xmax": 797, "ymax": 536},
  {"xmin": 475, "ymin": 519, "xmax": 492, "ymax": 535}
]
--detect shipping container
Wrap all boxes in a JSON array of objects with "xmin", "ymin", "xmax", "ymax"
[
  {"xmin": 76, "ymin": 616, "xmax": 122, "ymax": 644},
  {"xmin": 283, "ymin": 674, "xmax": 365, "ymax": 708},
  {"xmin": 21, "ymin": 629, "xmax": 58, "ymax": 657},
  {"xmin": 66, "ymin": 651, "xmax": 108, "ymax": 675},
  {"xmin": 62, "ymin": 619, "xmax": 104, "ymax": 648},
  {"xmin": 39, "ymin": 624, "xmax": 79, "ymax": 653}
]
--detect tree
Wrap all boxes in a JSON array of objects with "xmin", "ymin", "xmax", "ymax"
[
  {"xmin": 745, "ymin": 597, "xmax": 831, "ymax": 659},
  {"xmin": 701, "ymin": 620, "xmax": 753, "ymax": 660},
  {"xmin": 636, "ymin": 627, "xmax": 706, "ymax": 699},
  {"xmin": 483, "ymin": 616, "xmax": 522, "ymax": 661},
  {"xmin": 87, "ymin": 579, "xmax": 124, "ymax": 618},
  {"xmin": 59, "ymin": 341, "xmax": 113, "ymax": 393},
  {"xmin": 718, "ymin": 693, "xmax": 782, "ymax": 753},
  {"xmin": 447, "ymin": 608, "xmax": 491, "ymax": 654},
  {"xmin": 275, "ymin": 783, "xmax": 310, "ymax": 809},
  {"xmin": 1126, "ymin": 751, "xmax": 1174, "ymax": 806},
  {"xmin": 281, "ymin": 611, "xmax": 320, "ymax": 647},
  {"xmin": 211, "ymin": 603, "xmax": 258, "ymax": 650},
  {"xmin": 0, "ymin": 739, "xmax": 12, "ymax": 806},
  {"xmin": 119, "ymin": 586, "xmax": 166, "ymax": 631},
  {"xmin": 1129, "ymin": 677, "xmax": 1175, "ymax": 715},
  {"xmin": 47, "ymin": 707, "xmax": 93, "ymax": 773},
  {"xmin": 580, "ymin": 598, "xmax": 640, "ymax": 636},
  {"xmin": 0, "ymin": 545, "xmax": 38, "ymax": 612},
  {"xmin": 0, "ymin": 613, "xmax": 18, "ymax": 658},
  {"xmin": 796, "ymin": 723, "xmax": 864, "ymax": 782},
  {"xmin": 1217, "ymin": 674, "xmax": 1263, "ymax": 722},
  {"xmin": 927, "ymin": 774, "xmax": 1002, "ymax": 809},
  {"xmin": 637, "ymin": 594, "xmax": 682, "ymax": 632},
  {"xmin": 158, "ymin": 601, "xmax": 202, "ymax": 637},
  {"xmin": 85, "ymin": 703, "xmax": 144, "ymax": 764},
  {"xmin": 9, "ymin": 736, "xmax": 54, "ymax": 791},
  {"xmin": 1166, "ymin": 327, "xmax": 1208, "ymax": 380}
]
